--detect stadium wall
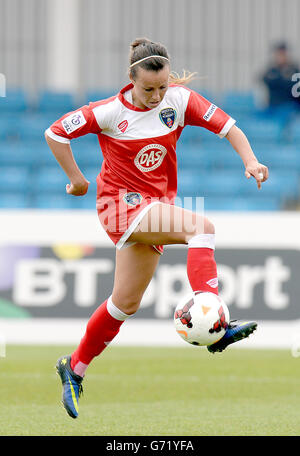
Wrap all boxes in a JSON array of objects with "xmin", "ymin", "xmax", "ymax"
[
  {"xmin": 1, "ymin": 0, "xmax": 300, "ymax": 94},
  {"xmin": 0, "ymin": 210, "xmax": 299, "ymax": 351}
]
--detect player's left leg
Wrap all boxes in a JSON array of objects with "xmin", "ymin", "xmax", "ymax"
[{"xmin": 56, "ymin": 243, "xmax": 160, "ymax": 418}]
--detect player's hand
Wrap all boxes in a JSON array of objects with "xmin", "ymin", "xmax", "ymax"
[
  {"xmin": 66, "ymin": 179, "xmax": 90, "ymax": 196},
  {"xmin": 245, "ymin": 161, "xmax": 269, "ymax": 190}
]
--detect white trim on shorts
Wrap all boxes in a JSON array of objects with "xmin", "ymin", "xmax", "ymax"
[{"xmin": 116, "ymin": 201, "xmax": 161, "ymax": 250}]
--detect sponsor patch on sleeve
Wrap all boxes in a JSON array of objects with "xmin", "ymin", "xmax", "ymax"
[
  {"xmin": 61, "ymin": 110, "xmax": 87, "ymax": 134},
  {"xmin": 203, "ymin": 104, "xmax": 217, "ymax": 121}
]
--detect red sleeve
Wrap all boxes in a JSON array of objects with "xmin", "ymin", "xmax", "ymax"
[
  {"xmin": 184, "ymin": 89, "xmax": 235, "ymax": 137},
  {"xmin": 46, "ymin": 103, "xmax": 101, "ymax": 143}
]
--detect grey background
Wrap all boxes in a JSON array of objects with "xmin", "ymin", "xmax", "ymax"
[{"xmin": 1, "ymin": 0, "xmax": 300, "ymax": 95}]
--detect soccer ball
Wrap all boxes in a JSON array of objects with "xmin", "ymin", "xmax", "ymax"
[{"xmin": 174, "ymin": 291, "xmax": 230, "ymax": 346}]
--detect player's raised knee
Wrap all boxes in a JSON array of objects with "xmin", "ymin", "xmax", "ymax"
[{"xmin": 184, "ymin": 216, "xmax": 215, "ymax": 242}]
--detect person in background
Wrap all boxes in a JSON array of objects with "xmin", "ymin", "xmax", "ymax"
[{"xmin": 261, "ymin": 41, "xmax": 300, "ymax": 130}]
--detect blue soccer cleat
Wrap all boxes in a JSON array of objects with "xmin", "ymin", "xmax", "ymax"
[
  {"xmin": 207, "ymin": 320, "xmax": 257, "ymax": 353},
  {"xmin": 56, "ymin": 355, "xmax": 83, "ymax": 419}
]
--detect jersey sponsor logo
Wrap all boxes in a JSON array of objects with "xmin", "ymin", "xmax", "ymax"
[
  {"xmin": 61, "ymin": 110, "xmax": 87, "ymax": 134},
  {"xmin": 134, "ymin": 144, "xmax": 167, "ymax": 173},
  {"xmin": 159, "ymin": 107, "xmax": 177, "ymax": 129},
  {"xmin": 123, "ymin": 192, "xmax": 143, "ymax": 207},
  {"xmin": 118, "ymin": 120, "xmax": 128, "ymax": 133},
  {"xmin": 203, "ymin": 104, "xmax": 217, "ymax": 121}
]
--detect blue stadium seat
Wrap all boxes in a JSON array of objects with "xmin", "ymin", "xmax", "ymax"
[
  {"xmin": 255, "ymin": 145, "xmax": 300, "ymax": 170},
  {"xmin": 31, "ymin": 167, "xmax": 68, "ymax": 193},
  {"xmin": 220, "ymin": 91, "xmax": 257, "ymax": 117},
  {"xmin": 290, "ymin": 120, "xmax": 300, "ymax": 145},
  {"xmin": 238, "ymin": 118, "xmax": 282, "ymax": 144},
  {"xmin": 0, "ymin": 166, "xmax": 30, "ymax": 192},
  {"xmin": 0, "ymin": 115, "xmax": 19, "ymax": 140},
  {"xmin": 33, "ymin": 191, "xmax": 97, "ymax": 210},
  {"xmin": 18, "ymin": 115, "xmax": 54, "ymax": 140},
  {"xmin": 24, "ymin": 140, "xmax": 59, "ymax": 166},
  {"xmin": 80, "ymin": 167, "xmax": 99, "ymax": 193},
  {"xmin": 84, "ymin": 89, "xmax": 116, "ymax": 105},
  {"xmin": 198, "ymin": 127, "xmax": 222, "ymax": 144},
  {"xmin": 0, "ymin": 192, "xmax": 30, "ymax": 208},
  {"xmin": 37, "ymin": 90, "xmax": 76, "ymax": 115},
  {"xmin": 0, "ymin": 89, "xmax": 29, "ymax": 113},
  {"xmin": 209, "ymin": 145, "xmax": 245, "ymax": 170},
  {"xmin": 71, "ymin": 138, "xmax": 102, "ymax": 168},
  {"xmin": 203, "ymin": 196, "xmax": 281, "ymax": 211},
  {"xmin": 0, "ymin": 141, "xmax": 59, "ymax": 168},
  {"xmin": 179, "ymin": 126, "xmax": 203, "ymax": 144},
  {"xmin": 177, "ymin": 168, "xmax": 300, "ymax": 202},
  {"xmin": 177, "ymin": 145, "xmax": 217, "ymax": 170},
  {"xmin": 33, "ymin": 193, "xmax": 74, "ymax": 209},
  {"xmin": 177, "ymin": 144, "xmax": 242, "ymax": 171},
  {"xmin": 238, "ymin": 169, "xmax": 300, "ymax": 201},
  {"xmin": 177, "ymin": 170, "xmax": 246, "ymax": 197},
  {"xmin": 180, "ymin": 125, "xmax": 228, "ymax": 145},
  {"xmin": 71, "ymin": 192, "xmax": 97, "ymax": 209},
  {"xmin": 0, "ymin": 113, "xmax": 56, "ymax": 141},
  {"xmin": 0, "ymin": 142, "xmax": 35, "ymax": 167}
]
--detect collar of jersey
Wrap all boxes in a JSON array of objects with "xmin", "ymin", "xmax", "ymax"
[{"xmin": 118, "ymin": 83, "xmax": 152, "ymax": 112}]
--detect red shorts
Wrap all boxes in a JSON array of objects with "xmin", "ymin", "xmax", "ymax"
[{"xmin": 97, "ymin": 189, "xmax": 164, "ymax": 255}]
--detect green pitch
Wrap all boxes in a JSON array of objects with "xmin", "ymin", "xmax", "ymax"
[{"xmin": 0, "ymin": 345, "xmax": 299, "ymax": 436}]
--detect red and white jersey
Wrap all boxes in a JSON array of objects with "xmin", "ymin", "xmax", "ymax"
[{"xmin": 46, "ymin": 83, "xmax": 235, "ymax": 202}]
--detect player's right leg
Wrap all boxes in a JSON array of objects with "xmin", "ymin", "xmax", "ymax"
[
  {"xmin": 56, "ymin": 243, "xmax": 160, "ymax": 418},
  {"xmin": 129, "ymin": 203, "xmax": 257, "ymax": 352}
]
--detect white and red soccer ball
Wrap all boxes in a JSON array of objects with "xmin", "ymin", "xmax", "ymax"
[{"xmin": 174, "ymin": 291, "xmax": 230, "ymax": 346}]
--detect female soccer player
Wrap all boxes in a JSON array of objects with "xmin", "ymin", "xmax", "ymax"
[{"xmin": 45, "ymin": 38, "xmax": 268, "ymax": 419}]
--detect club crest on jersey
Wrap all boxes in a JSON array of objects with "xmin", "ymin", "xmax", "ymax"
[
  {"xmin": 118, "ymin": 120, "xmax": 128, "ymax": 133},
  {"xmin": 159, "ymin": 107, "xmax": 177, "ymax": 129},
  {"xmin": 123, "ymin": 192, "xmax": 143, "ymax": 207},
  {"xmin": 134, "ymin": 144, "xmax": 167, "ymax": 173}
]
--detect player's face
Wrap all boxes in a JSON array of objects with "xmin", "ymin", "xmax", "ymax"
[{"xmin": 131, "ymin": 65, "xmax": 170, "ymax": 110}]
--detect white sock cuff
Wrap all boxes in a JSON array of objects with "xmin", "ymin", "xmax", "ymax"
[
  {"xmin": 188, "ymin": 233, "xmax": 215, "ymax": 250},
  {"xmin": 107, "ymin": 296, "xmax": 131, "ymax": 321}
]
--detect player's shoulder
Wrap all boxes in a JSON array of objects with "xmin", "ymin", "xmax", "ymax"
[
  {"xmin": 88, "ymin": 94, "xmax": 122, "ymax": 128},
  {"xmin": 165, "ymin": 84, "xmax": 192, "ymax": 111},
  {"xmin": 167, "ymin": 84, "xmax": 192, "ymax": 97}
]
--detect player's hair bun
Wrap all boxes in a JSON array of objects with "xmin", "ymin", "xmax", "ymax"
[{"xmin": 130, "ymin": 37, "xmax": 152, "ymax": 51}]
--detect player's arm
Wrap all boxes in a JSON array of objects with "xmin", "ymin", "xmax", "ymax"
[
  {"xmin": 44, "ymin": 104, "xmax": 101, "ymax": 196},
  {"xmin": 225, "ymin": 124, "xmax": 268, "ymax": 190},
  {"xmin": 44, "ymin": 135, "xmax": 90, "ymax": 196},
  {"xmin": 184, "ymin": 89, "xmax": 268, "ymax": 189}
]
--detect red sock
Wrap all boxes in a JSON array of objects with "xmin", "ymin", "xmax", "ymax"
[
  {"xmin": 71, "ymin": 298, "xmax": 128, "ymax": 370},
  {"xmin": 187, "ymin": 234, "xmax": 218, "ymax": 295}
]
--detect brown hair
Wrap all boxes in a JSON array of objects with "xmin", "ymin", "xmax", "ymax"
[{"xmin": 129, "ymin": 38, "xmax": 197, "ymax": 86}]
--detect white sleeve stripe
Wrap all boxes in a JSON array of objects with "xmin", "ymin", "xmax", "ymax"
[
  {"xmin": 218, "ymin": 117, "xmax": 236, "ymax": 138},
  {"xmin": 45, "ymin": 127, "xmax": 71, "ymax": 144}
]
